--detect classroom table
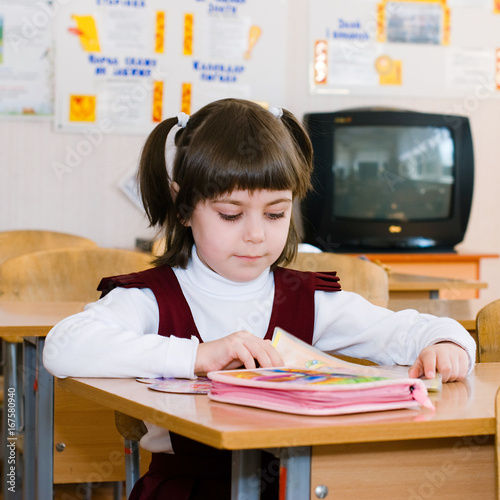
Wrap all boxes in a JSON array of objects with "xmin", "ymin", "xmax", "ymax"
[
  {"xmin": 388, "ymin": 272, "xmax": 488, "ymax": 299},
  {"xmin": 57, "ymin": 363, "xmax": 500, "ymax": 500},
  {"xmin": 0, "ymin": 301, "xmax": 85, "ymax": 500},
  {"xmin": 388, "ymin": 296, "xmax": 492, "ymax": 333}
]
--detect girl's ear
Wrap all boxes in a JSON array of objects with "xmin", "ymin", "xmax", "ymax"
[{"xmin": 171, "ymin": 181, "xmax": 191, "ymax": 227}]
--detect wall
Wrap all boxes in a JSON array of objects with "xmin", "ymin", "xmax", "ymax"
[{"xmin": 1, "ymin": 0, "xmax": 500, "ymax": 300}]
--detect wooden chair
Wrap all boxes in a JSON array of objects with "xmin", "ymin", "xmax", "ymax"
[
  {"xmin": 286, "ymin": 252, "xmax": 390, "ymax": 307},
  {"xmin": 476, "ymin": 299, "xmax": 500, "ymax": 498},
  {"xmin": 0, "ymin": 229, "xmax": 97, "ymax": 266},
  {"xmin": 0, "ymin": 247, "xmax": 154, "ymax": 492},
  {"xmin": 0, "ymin": 247, "xmax": 152, "ymax": 302},
  {"xmin": 476, "ymin": 298, "xmax": 500, "ymax": 363}
]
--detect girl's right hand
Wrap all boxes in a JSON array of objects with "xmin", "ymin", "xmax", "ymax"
[{"xmin": 194, "ymin": 330, "xmax": 284, "ymax": 375}]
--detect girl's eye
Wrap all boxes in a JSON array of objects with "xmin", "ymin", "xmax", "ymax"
[
  {"xmin": 267, "ymin": 212, "xmax": 286, "ymax": 220},
  {"xmin": 217, "ymin": 211, "xmax": 286, "ymax": 222},
  {"xmin": 218, "ymin": 213, "xmax": 241, "ymax": 222}
]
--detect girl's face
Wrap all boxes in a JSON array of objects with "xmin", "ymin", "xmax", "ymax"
[{"xmin": 187, "ymin": 189, "xmax": 293, "ymax": 282}]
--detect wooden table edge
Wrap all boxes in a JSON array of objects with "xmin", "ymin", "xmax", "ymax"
[{"xmin": 56, "ymin": 377, "xmax": 497, "ymax": 451}]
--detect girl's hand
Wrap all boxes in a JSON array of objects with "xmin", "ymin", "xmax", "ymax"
[
  {"xmin": 194, "ymin": 330, "xmax": 284, "ymax": 375},
  {"xmin": 408, "ymin": 342, "xmax": 469, "ymax": 383}
]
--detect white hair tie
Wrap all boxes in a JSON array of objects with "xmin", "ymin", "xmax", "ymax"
[
  {"xmin": 165, "ymin": 112, "xmax": 190, "ymax": 180},
  {"xmin": 269, "ymin": 106, "xmax": 283, "ymax": 119},
  {"xmin": 177, "ymin": 112, "xmax": 190, "ymax": 128}
]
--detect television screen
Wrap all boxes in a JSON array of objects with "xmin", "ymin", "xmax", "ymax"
[
  {"xmin": 332, "ymin": 125, "xmax": 454, "ymax": 221},
  {"xmin": 301, "ymin": 108, "xmax": 474, "ymax": 252}
]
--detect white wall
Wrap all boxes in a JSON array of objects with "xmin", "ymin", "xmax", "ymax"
[
  {"xmin": 0, "ymin": 118, "xmax": 155, "ymax": 248},
  {"xmin": 1, "ymin": 0, "xmax": 500, "ymax": 299}
]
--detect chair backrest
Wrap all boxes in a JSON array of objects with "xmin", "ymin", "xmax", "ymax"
[
  {"xmin": 475, "ymin": 298, "xmax": 500, "ymax": 362},
  {"xmin": 0, "ymin": 247, "xmax": 154, "ymax": 302},
  {"xmin": 286, "ymin": 252, "xmax": 389, "ymax": 307},
  {"xmin": 0, "ymin": 230, "xmax": 97, "ymax": 266}
]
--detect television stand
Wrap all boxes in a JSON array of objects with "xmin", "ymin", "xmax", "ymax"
[
  {"xmin": 347, "ymin": 246, "xmax": 457, "ymax": 254},
  {"xmin": 348, "ymin": 251, "xmax": 498, "ymax": 299}
]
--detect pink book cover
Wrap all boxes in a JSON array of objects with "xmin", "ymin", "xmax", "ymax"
[
  {"xmin": 207, "ymin": 328, "xmax": 434, "ymax": 416},
  {"xmin": 207, "ymin": 367, "xmax": 433, "ymax": 416}
]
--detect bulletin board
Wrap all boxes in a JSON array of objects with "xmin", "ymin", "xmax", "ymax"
[
  {"xmin": 0, "ymin": 0, "xmax": 53, "ymax": 117},
  {"xmin": 309, "ymin": 0, "xmax": 500, "ymax": 98},
  {"xmin": 54, "ymin": 0, "xmax": 287, "ymax": 134}
]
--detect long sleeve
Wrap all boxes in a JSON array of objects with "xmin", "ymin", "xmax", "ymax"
[
  {"xmin": 312, "ymin": 290, "xmax": 476, "ymax": 371},
  {"xmin": 43, "ymin": 286, "xmax": 198, "ymax": 379}
]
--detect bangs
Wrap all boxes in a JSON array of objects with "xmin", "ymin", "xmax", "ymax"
[
  {"xmin": 191, "ymin": 148, "xmax": 298, "ymax": 198},
  {"xmin": 174, "ymin": 101, "xmax": 307, "ymax": 202}
]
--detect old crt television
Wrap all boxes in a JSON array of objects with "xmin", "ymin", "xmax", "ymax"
[{"xmin": 301, "ymin": 108, "xmax": 474, "ymax": 252}]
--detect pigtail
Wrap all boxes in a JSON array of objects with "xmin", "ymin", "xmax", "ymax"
[
  {"xmin": 137, "ymin": 117, "xmax": 178, "ymax": 228},
  {"xmin": 280, "ymin": 109, "xmax": 314, "ymax": 200}
]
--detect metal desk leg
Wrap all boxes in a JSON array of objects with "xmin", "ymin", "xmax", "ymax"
[
  {"xmin": 2, "ymin": 341, "xmax": 22, "ymax": 500},
  {"xmin": 26, "ymin": 337, "xmax": 54, "ymax": 500},
  {"xmin": 279, "ymin": 446, "xmax": 311, "ymax": 500},
  {"xmin": 124, "ymin": 438, "xmax": 140, "ymax": 498},
  {"xmin": 23, "ymin": 339, "xmax": 37, "ymax": 500},
  {"xmin": 231, "ymin": 449, "xmax": 261, "ymax": 500}
]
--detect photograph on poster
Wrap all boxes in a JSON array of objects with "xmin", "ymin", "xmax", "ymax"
[{"xmin": 385, "ymin": 2, "xmax": 443, "ymax": 45}]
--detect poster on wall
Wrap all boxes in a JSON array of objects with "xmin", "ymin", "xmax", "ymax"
[
  {"xmin": 54, "ymin": 0, "xmax": 287, "ymax": 134},
  {"xmin": 0, "ymin": 0, "xmax": 53, "ymax": 117},
  {"xmin": 309, "ymin": 0, "xmax": 500, "ymax": 97}
]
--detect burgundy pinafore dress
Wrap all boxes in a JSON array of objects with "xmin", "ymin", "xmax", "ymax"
[{"xmin": 98, "ymin": 266, "xmax": 341, "ymax": 500}]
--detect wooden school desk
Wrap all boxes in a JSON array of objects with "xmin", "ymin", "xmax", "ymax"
[
  {"xmin": 0, "ymin": 301, "xmax": 150, "ymax": 500},
  {"xmin": 58, "ymin": 363, "xmax": 500, "ymax": 500},
  {"xmin": 388, "ymin": 272, "xmax": 488, "ymax": 299},
  {"xmin": 0, "ymin": 301, "xmax": 85, "ymax": 499},
  {"xmin": 388, "ymin": 297, "xmax": 493, "ymax": 333},
  {"xmin": 361, "ymin": 251, "xmax": 498, "ymax": 300},
  {"xmin": 388, "ymin": 296, "xmax": 493, "ymax": 362}
]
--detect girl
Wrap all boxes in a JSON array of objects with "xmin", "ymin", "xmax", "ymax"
[{"xmin": 43, "ymin": 98, "xmax": 475, "ymax": 499}]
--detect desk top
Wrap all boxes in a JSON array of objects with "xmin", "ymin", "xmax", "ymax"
[
  {"xmin": 388, "ymin": 297, "xmax": 491, "ymax": 331},
  {"xmin": 57, "ymin": 363, "xmax": 500, "ymax": 451},
  {"xmin": 0, "ymin": 301, "xmax": 85, "ymax": 338},
  {"xmin": 388, "ymin": 272, "xmax": 488, "ymax": 292}
]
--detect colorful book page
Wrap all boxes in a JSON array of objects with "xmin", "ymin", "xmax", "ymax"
[
  {"xmin": 271, "ymin": 327, "xmax": 442, "ymax": 392},
  {"xmin": 210, "ymin": 367, "xmax": 405, "ymax": 390}
]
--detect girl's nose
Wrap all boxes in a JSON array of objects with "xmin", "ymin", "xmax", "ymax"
[{"xmin": 243, "ymin": 216, "xmax": 265, "ymax": 243}]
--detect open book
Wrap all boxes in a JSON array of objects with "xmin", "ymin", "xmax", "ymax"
[{"xmin": 207, "ymin": 328, "xmax": 434, "ymax": 416}]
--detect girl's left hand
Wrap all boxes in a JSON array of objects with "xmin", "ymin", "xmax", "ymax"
[{"xmin": 408, "ymin": 342, "xmax": 469, "ymax": 383}]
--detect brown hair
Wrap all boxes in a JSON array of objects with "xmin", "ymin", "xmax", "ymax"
[{"xmin": 138, "ymin": 98, "xmax": 313, "ymax": 268}]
